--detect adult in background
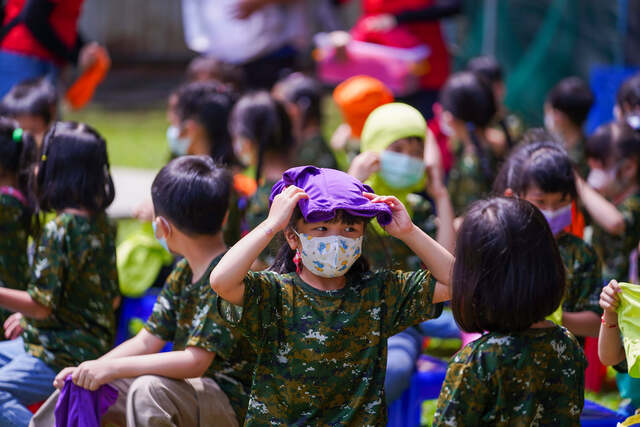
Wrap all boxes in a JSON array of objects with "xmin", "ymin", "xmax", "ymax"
[
  {"xmin": 182, "ymin": 0, "xmax": 310, "ymax": 90},
  {"xmin": 0, "ymin": 0, "xmax": 107, "ymax": 97}
]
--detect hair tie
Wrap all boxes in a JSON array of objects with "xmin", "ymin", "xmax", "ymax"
[
  {"xmin": 12, "ymin": 128, "xmax": 23, "ymax": 143},
  {"xmin": 41, "ymin": 154, "xmax": 47, "ymax": 162}
]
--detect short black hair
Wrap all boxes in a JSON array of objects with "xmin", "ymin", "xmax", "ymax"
[
  {"xmin": 547, "ymin": 77, "xmax": 594, "ymax": 127},
  {"xmin": 37, "ymin": 122, "xmax": 115, "ymax": 214},
  {"xmin": 452, "ymin": 197, "xmax": 565, "ymax": 333},
  {"xmin": 176, "ymin": 81, "xmax": 237, "ymax": 165},
  {"xmin": 617, "ymin": 72, "xmax": 640, "ymax": 114},
  {"xmin": 274, "ymin": 72, "xmax": 323, "ymax": 128},
  {"xmin": 439, "ymin": 71, "xmax": 497, "ymax": 128},
  {"xmin": 466, "ymin": 56, "xmax": 503, "ymax": 84},
  {"xmin": 229, "ymin": 91, "xmax": 295, "ymax": 182},
  {"xmin": 493, "ymin": 137, "xmax": 577, "ymax": 199},
  {"xmin": 186, "ymin": 55, "xmax": 245, "ymax": 91},
  {"xmin": 586, "ymin": 120, "xmax": 640, "ymax": 181},
  {"xmin": 0, "ymin": 78, "xmax": 57, "ymax": 123},
  {"xmin": 151, "ymin": 155, "xmax": 231, "ymax": 236}
]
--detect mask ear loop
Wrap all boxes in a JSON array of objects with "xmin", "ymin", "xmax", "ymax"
[{"xmin": 292, "ymin": 229, "xmax": 303, "ymax": 274}]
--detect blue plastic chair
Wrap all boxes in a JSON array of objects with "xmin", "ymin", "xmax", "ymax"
[
  {"xmin": 586, "ymin": 66, "xmax": 640, "ymax": 134},
  {"xmin": 115, "ymin": 288, "xmax": 173, "ymax": 352},
  {"xmin": 581, "ymin": 400, "xmax": 626, "ymax": 426}
]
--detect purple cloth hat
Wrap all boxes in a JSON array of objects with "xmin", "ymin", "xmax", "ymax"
[{"xmin": 269, "ymin": 166, "xmax": 392, "ymax": 226}]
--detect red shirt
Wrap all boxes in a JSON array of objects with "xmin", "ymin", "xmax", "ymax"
[{"xmin": 1, "ymin": 0, "xmax": 83, "ymax": 64}]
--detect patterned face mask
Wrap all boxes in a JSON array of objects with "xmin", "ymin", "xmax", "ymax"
[{"xmin": 293, "ymin": 230, "xmax": 363, "ymax": 278}]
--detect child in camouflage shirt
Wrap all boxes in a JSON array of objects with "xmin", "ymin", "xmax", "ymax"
[
  {"xmin": 0, "ymin": 118, "xmax": 37, "ymax": 341},
  {"xmin": 0, "ymin": 122, "xmax": 120, "ymax": 427},
  {"xmin": 31, "ymin": 156, "xmax": 256, "ymax": 427},
  {"xmin": 211, "ymin": 166, "xmax": 454, "ymax": 426},
  {"xmin": 494, "ymin": 139, "xmax": 603, "ymax": 338},
  {"xmin": 433, "ymin": 197, "xmax": 586, "ymax": 426}
]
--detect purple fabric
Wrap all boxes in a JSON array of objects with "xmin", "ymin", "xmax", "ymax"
[
  {"xmin": 54, "ymin": 377, "xmax": 118, "ymax": 427},
  {"xmin": 269, "ymin": 166, "xmax": 393, "ymax": 226}
]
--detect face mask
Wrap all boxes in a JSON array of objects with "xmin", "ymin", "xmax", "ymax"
[
  {"xmin": 439, "ymin": 116, "xmax": 454, "ymax": 137},
  {"xmin": 587, "ymin": 167, "xmax": 617, "ymax": 192},
  {"xmin": 233, "ymin": 138, "xmax": 255, "ymax": 167},
  {"xmin": 152, "ymin": 220, "xmax": 170, "ymax": 253},
  {"xmin": 166, "ymin": 125, "xmax": 190, "ymax": 156},
  {"xmin": 294, "ymin": 231, "xmax": 363, "ymax": 278},
  {"xmin": 540, "ymin": 204, "xmax": 572, "ymax": 235},
  {"xmin": 379, "ymin": 150, "xmax": 425, "ymax": 189}
]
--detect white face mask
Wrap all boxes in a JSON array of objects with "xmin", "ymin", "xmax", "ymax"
[
  {"xmin": 166, "ymin": 125, "xmax": 190, "ymax": 156},
  {"xmin": 587, "ymin": 167, "xmax": 616, "ymax": 192},
  {"xmin": 294, "ymin": 231, "xmax": 363, "ymax": 278}
]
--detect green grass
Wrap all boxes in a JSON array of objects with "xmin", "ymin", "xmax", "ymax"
[{"xmin": 65, "ymin": 107, "xmax": 169, "ymax": 170}]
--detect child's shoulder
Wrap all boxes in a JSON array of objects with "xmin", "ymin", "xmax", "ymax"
[{"xmin": 556, "ymin": 232, "xmax": 597, "ymax": 257}]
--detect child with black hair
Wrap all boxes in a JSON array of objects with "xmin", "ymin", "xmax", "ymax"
[
  {"xmin": 210, "ymin": 166, "xmax": 453, "ymax": 425},
  {"xmin": 544, "ymin": 76, "xmax": 594, "ymax": 177},
  {"xmin": 186, "ymin": 55, "xmax": 246, "ymax": 92},
  {"xmin": 272, "ymin": 72, "xmax": 338, "ymax": 169},
  {"xmin": 0, "ymin": 78, "xmax": 57, "ymax": 147},
  {"xmin": 440, "ymin": 71, "xmax": 500, "ymax": 214},
  {"xmin": 579, "ymin": 119, "xmax": 640, "ymax": 283},
  {"xmin": 433, "ymin": 197, "xmax": 586, "ymax": 425},
  {"xmin": 31, "ymin": 155, "xmax": 256, "ymax": 427},
  {"xmin": 494, "ymin": 140, "xmax": 602, "ymax": 338},
  {"xmin": 0, "ymin": 117, "xmax": 37, "ymax": 341},
  {"xmin": 229, "ymin": 91, "xmax": 297, "ymax": 267},
  {"xmin": 615, "ymin": 72, "xmax": 640, "ymax": 120},
  {"xmin": 0, "ymin": 122, "xmax": 119, "ymax": 426}
]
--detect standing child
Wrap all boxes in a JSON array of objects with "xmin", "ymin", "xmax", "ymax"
[
  {"xmin": 31, "ymin": 156, "xmax": 256, "ymax": 427},
  {"xmin": 0, "ymin": 122, "xmax": 119, "ymax": 427},
  {"xmin": 579, "ymin": 119, "xmax": 640, "ymax": 283},
  {"xmin": 210, "ymin": 166, "xmax": 453, "ymax": 425},
  {"xmin": 441, "ymin": 71, "xmax": 500, "ymax": 214},
  {"xmin": 0, "ymin": 118, "xmax": 37, "ymax": 340},
  {"xmin": 493, "ymin": 140, "xmax": 602, "ymax": 338},
  {"xmin": 433, "ymin": 197, "xmax": 586, "ymax": 425}
]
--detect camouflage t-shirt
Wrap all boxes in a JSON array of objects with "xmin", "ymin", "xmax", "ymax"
[
  {"xmin": 145, "ymin": 256, "xmax": 256, "ymax": 423},
  {"xmin": 218, "ymin": 269, "xmax": 443, "ymax": 426},
  {"xmin": 22, "ymin": 213, "xmax": 120, "ymax": 372},
  {"xmin": 364, "ymin": 193, "xmax": 438, "ymax": 271},
  {"xmin": 244, "ymin": 180, "xmax": 280, "ymax": 266},
  {"xmin": 433, "ymin": 325, "xmax": 586, "ymax": 426},
  {"xmin": 447, "ymin": 145, "xmax": 499, "ymax": 216},
  {"xmin": 557, "ymin": 232, "xmax": 603, "ymax": 315},
  {"xmin": 592, "ymin": 193, "xmax": 640, "ymax": 282},
  {"xmin": 0, "ymin": 193, "xmax": 29, "ymax": 334},
  {"xmin": 294, "ymin": 134, "xmax": 338, "ymax": 170}
]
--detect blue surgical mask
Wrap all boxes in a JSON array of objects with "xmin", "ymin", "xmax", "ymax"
[
  {"xmin": 152, "ymin": 220, "xmax": 170, "ymax": 253},
  {"xmin": 379, "ymin": 150, "xmax": 425, "ymax": 189},
  {"xmin": 166, "ymin": 125, "xmax": 190, "ymax": 157}
]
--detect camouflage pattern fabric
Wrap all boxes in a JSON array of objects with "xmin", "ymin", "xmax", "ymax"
[
  {"xmin": 22, "ymin": 213, "xmax": 120, "ymax": 372},
  {"xmin": 433, "ymin": 325, "xmax": 586, "ymax": 426},
  {"xmin": 447, "ymin": 145, "xmax": 499, "ymax": 216},
  {"xmin": 364, "ymin": 193, "xmax": 437, "ymax": 271},
  {"xmin": 557, "ymin": 232, "xmax": 603, "ymax": 315},
  {"xmin": 0, "ymin": 194, "xmax": 29, "ymax": 336},
  {"xmin": 217, "ymin": 269, "xmax": 443, "ymax": 426},
  {"xmin": 592, "ymin": 193, "xmax": 640, "ymax": 282},
  {"xmin": 244, "ymin": 180, "xmax": 281, "ymax": 266},
  {"xmin": 294, "ymin": 134, "xmax": 338, "ymax": 170},
  {"xmin": 145, "ymin": 256, "xmax": 256, "ymax": 423}
]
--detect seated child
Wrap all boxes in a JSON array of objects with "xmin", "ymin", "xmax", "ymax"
[
  {"xmin": 0, "ymin": 118, "xmax": 37, "ymax": 341},
  {"xmin": 433, "ymin": 197, "xmax": 586, "ymax": 425},
  {"xmin": 544, "ymin": 76, "xmax": 594, "ymax": 177},
  {"xmin": 494, "ymin": 140, "xmax": 602, "ymax": 338},
  {"xmin": 0, "ymin": 78, "xmax": 57, "ymax": 147},
  {"xmin": 0, "ymin": 122, "xmax": 119, "ymax": 426},
  {"xmin": 272, "ymin": 72, "xmax": 338, "ymax": 169},
  {"xmin": 31, "ymin": 155, "xmax": 256, "ymax": 427},
  {"xmin": 210, "ymin": 166, "xmax": 453, "ymax": 425}
]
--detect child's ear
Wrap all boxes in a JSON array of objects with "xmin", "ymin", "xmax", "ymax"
[
  {"xmin": 504, "ymin": 188, "xmax": 514, "ymax": 197},
  {"xmin": 283, "ymin": 228, "xmax": 299, "ymax": 251},
  {"xmin": 156, "ymin": 216, "xmax": 172, "ymax": 238}
]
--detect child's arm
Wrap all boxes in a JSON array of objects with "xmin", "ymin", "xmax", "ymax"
[
  {"xmin": 576, "ymin": 175, "xmax": 625, "ymax": 235},
  {"xmin": 60, "ymin": 347, "xmax": 214, "ymax": 391},
  {"xmin": 562, "ymin": 311, "xmax": 600, "ymax": 337},
  {"xmin": 210, "ymin": 186, "xmax": 308, "ymax": 305},
  {"xmin": 424, "ymin": 139, "xmax": 456, "ymax": 253},
  {"xmin": 364, "ymin": 193, "xmax": 454, "ymax": 302},
  {"xmin": 598, "ymin": 280, "xmax": 626, "ymax": 366},
  {"xmin": 0, "ymin": 287, "xmax": 51, "ymax": 319}
]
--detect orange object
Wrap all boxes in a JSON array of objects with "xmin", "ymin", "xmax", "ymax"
[
  {"xmin": 233, "ymin": 173, "xmax": 258, "ymax": 198},
  {"xmin": 332, "ymin": 75, "xmax": 393, "ymax": 138},
  {"xmin": 564, "ymin": 200, "xmax": 586, "ymax": 238},
  {"xmin": 65, "ymin": 46, "xmax": 111, "ymax": 110}
]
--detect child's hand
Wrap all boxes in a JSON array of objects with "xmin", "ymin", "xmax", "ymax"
[
  {"xmin": 363, "ymin": 193, "xmax": 414, "ymax": 238},
  {"xmin": 348, "ymin": 151, "xmax": 380, "ymax": 183},
  {"xmin": 425, "ymin": 163, "xmax": 448, "ymax": 200},
  {"xmin": 266, "ymin": 186, "xmax": 308, "ymax": 233},
  {"xmin": 54, "ymin": 367, "xmax": 78, "ymax": 389},
  {"xmin": 3, "ymin": 312, "xmax": 23, "ymax": 340},
  {"xmin": 600, "ymin": 280, "xmax": 622, "ymax": 319},
  {"xmin": 72, "ymin": 359, "xmax": 114, "ymax": 391}
]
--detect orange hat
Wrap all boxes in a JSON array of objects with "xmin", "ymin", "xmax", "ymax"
[{"xmin": 332, "ymin": 76, "xmax": 394, "ymax": 138}]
